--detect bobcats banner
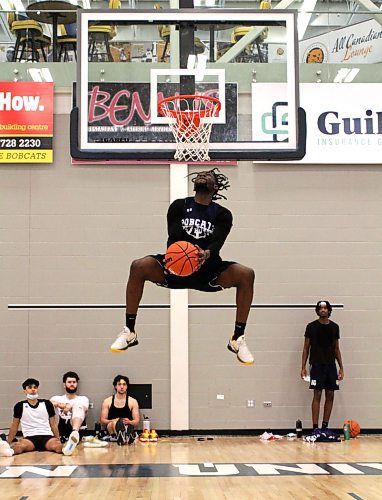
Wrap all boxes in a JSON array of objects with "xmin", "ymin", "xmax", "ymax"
[
  {"xmin": 252, "ymin": 83, "xmax": 382, "ymax": 164},
  {"xmin": 0, "ymin": 82, "xmax": 53, "ymax": 163}
]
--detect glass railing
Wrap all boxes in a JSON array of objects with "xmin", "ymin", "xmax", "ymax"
[{"xmin": 1, "ymin": 5, "xmax": 382, "ymax": 86}]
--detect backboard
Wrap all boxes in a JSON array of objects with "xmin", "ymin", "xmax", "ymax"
[{"xmin": 70, "ymin": 8, "xmax": 306, "ymax": 162}]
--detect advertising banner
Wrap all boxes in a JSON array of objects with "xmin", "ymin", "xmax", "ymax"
[
  {"xmin": 0, "ymin": 82, "xmax": 53, "ymax": 163},
  {"xmin": 300, "ymin": 19, "xmax": 382, "ymax": 64},
  {"xmin": 75, "ymin": 82, "xmax": 238, "ymax": 144},
  {"xmin": 252, "ymin": 83, "xmax": 382, "ymax": 164}
]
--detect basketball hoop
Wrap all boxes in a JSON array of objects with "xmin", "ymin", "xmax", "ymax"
[{"xmin": 158, "ymin": 94, "xmax": 221, "ymax": 162}]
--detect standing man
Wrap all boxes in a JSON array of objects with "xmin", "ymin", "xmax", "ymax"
[
  {"xmin": 100, "ymin": 375, "xmax": 140, "ymax": 445},
  {"xmin": 51, "ymin": 371, "xmax": 89, "ymax": 455},
  {"xmin": 301, "ymin": 300, "xmax": 344, "ymax": 430},
  {"xmin": 110, "ymin": 168, "xmax": 255, "ymax": 365},
  {"xmin": 0, "ymin": 378, "xmax": 65, "ymax": 457}
]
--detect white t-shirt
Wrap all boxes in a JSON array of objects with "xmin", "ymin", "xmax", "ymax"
[
  {"xmin": 13, "ymin": 399, "xmax": 55, "ymax": 437},
  {"xmin": 50, "ymin": 394, "xmax": 89, "ymax": 427}
]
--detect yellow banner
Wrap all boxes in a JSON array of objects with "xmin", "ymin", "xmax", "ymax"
[{"xmin": 0, "ymin": 150, "xmax": 53, "ymax": 163}]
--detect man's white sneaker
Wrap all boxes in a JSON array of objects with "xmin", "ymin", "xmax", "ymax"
[
  {"xmin": 227, "ymin": 335, "xmax": 254, "ymax": 365},
  {"xmin": 62, "ymin": 430, "xmax": 80, "ymax": 456},
  {"xmin": 0, "ymin": 438, "xmax": 14, "ymax": 457},
  {"xmin": 83, "ymin": 437, "xmax": 108, "ymax": 448},
  {"xmin": 110, "ymin": 326, "xmax": 139, "ymax": 352}
]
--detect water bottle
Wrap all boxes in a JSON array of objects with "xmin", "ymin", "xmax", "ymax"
[
  {"xmin": 343, "ymin": 423, "xmax": 351, "ymax": 440},
  {"xmin": 296, "ymin": 419, "xmax": 303, "ymax": 438},
  {"xmin": 94, "ymin": 422, "xmax": 101, "ymax": 437},
  {"xmin": 143, "ymin": 415, "xmax": 150, "ymax": 432}
]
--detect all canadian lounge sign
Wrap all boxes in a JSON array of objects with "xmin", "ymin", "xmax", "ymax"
[
  {"xmin": 300, "ymin": 18, "xmax": 382, "ymax": 64},
  {"xmin": 252, "ymin": 83, "xmax": 382, "ymax": 164},
  {"xmin": 0, "ymin": 82, "xmax": 53, "ymax": 163}
]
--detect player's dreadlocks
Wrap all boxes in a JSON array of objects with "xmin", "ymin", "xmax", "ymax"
[{"xmin": 189, "ymin": 168, "xmax": 230, "ymax": 201}]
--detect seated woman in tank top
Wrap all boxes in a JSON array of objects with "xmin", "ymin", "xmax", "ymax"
[{"xmin": 100, "ymin": 375, "xmax": 140, "ymax": 445}]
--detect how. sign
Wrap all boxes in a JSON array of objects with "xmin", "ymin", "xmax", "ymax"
[{"xmin": 0, "ymin": 82, "xmax": 53, "ymax": 163}]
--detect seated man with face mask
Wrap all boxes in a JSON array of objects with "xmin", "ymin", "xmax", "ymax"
[
  {"xmin": 51, "ymin": 371, "xmax": 89, "ymax": 456},
  {"xmin": 0, "ymin": 378, "xmax": 64, "ymax": 456}
]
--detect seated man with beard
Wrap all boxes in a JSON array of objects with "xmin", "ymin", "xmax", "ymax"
[{"xmin": 51, "ymin": 371, "xmax": 89, "ymax": 455}]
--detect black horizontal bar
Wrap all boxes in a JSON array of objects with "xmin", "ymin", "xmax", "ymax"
[{"xmin": 8, "ymin": 304, "xmax": 344, "ymax": 310}]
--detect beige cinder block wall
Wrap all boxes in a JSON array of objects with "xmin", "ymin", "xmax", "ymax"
[{"xmin": 0, "ymin": 111, "xmax": 381, "ymax": 431}]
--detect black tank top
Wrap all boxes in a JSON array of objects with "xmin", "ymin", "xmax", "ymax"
[{"xmin": 107, "ymin": 395, "xmax": 133, "ymax": 420}]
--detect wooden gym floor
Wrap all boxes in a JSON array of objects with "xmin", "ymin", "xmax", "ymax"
[{"xmin": 1, "ymin": 435, "xmax": 381, "ymax": 499}]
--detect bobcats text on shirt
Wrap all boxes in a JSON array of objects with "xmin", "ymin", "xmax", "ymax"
[
  {"xmin": 13, "ymin": 399, "xmax": 55, "ymax": 437},
  {"xmin": 167, "ymin": 197, "xmax": 233, "ymax": 255}
]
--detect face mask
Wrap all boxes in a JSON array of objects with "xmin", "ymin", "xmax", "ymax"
[{"xmin": 27, "ymin": 393, "xmax": 39, "ymax": 401}]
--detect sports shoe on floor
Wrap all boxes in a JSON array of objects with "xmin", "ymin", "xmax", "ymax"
[
  {"xmin": 127, "ymin": 432, "xmax": 136, "ymax": 445},
  {"xmin": 62, "ymin": 430, "xmax": 80, "ymax": 456},
  {"xmin": 139, "ymin": 429, "xmax": 150, "ymax": 443},
  {"xmin": 116, "ymin": 420, "xmax": 126, "ymax": 446},
  {"xmin": 227, "ymin": 335, "xmax": 254, "ymax": 365},
  {"xmin": 0, "ymin": 438, "xmax": 14, "ymax": 457},
  {"xmin": 149, "ymin": 430, "xmax": 158, "ymax": 443},
  {"xmin": 83, "ymin": 437, "xmax": 108, "ymax": 448},
  {"xmin": 101, "ymin": 435, "xmax": 117, "ymax": 442},
  {"xmin": 82, "ymin": 435, "xmax": 95, "ymax": 442},
  {"xmin": 110, "ymin": 326, "xmax": 139, "ymax": 352},
  {"xmin": 124, "ymin": 425, "xmax": 135, "ymax": 445}
]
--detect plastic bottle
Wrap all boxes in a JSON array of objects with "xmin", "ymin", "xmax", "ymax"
[
  {"xmin": 343, "ymin": 423, "xmax": 351, "ymax": 440},
  {"xmin": 94, "ymin": 422, "xmax": 101, "ymax": 437},
  {"xmin": 296, "ymin": 419, "xmax": 303, "ymax": 438},
  {"xmin": 143, "ymin": 415, "xmax": 150, "ymax": 432}
]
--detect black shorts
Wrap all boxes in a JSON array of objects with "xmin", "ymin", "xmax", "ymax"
[
  {"xmin": 151, "ymin": 254, "xmax": 235, "ymax": 292},
  {"xmin": 309, "ymin": 363, "xmax": 339, "ymax": 391},
  {"xmin": 58, "ymin": 418, "xmax": 87, "ymax": 441},
  {"xmin": 24, "ymin": 435, "xmax": 55, "ymax": 451}
]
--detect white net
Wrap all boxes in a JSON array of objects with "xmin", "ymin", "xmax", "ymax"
[{"xmin": 158, "ymin": 95, "xmax": 221, "ymax": 162}]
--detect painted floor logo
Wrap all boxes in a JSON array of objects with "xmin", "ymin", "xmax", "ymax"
[{"xmin": 0, "ymin": 462, "xmax": 381, "ymax": 479}]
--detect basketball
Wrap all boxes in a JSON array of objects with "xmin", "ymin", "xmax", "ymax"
[
  {"xmin": 344, "ymin": 420, "xmax": 361, "ymax": 438},
  {"xmin": 164, "ymin": 241, "xmax": 199, "ymax": 277}
]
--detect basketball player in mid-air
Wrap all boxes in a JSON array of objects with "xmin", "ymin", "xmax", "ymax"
[{"xmin": 111, "ymin": 169, "xmax": 255, "ymax": 364}]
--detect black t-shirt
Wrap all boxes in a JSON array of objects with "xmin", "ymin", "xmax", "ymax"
[
  {"xmin": 166, "ymin": 197, "xmax": 233, "ymax": 258},
  {"xmin": 305, "ymin": 319, "xmax": 340, "ymax": 364}
]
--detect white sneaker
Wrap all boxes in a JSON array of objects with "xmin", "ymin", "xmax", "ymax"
[
  {"xmin": 110, "ymin": 326, "xmax": 139, "ymax": 352},
  {"xmin": 0, "ymin": 438, "xmax": 14, "ymax": 457},
  {"xmin": 62, "ymin": 430, "xmax": 80, "ymax": 456},
  {"xmin": 83, "ymin": 437, "xmax": 108, "ymax": 448},
  {"xmin": 227, "ymin": 335, "xmax": 254, "ymax": 365}
]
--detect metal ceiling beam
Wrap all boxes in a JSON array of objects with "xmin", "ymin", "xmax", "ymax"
[
  {"xmin": 219, "ymin": 0, "xmax": 296, "ymax": 63},
  {"xmin": 353, "ymin": 0, "xmax": 382, "ymax": 27},
  {"xmin": 297, "ymin": 0, "xmax": 318, "ymax": 40}
]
